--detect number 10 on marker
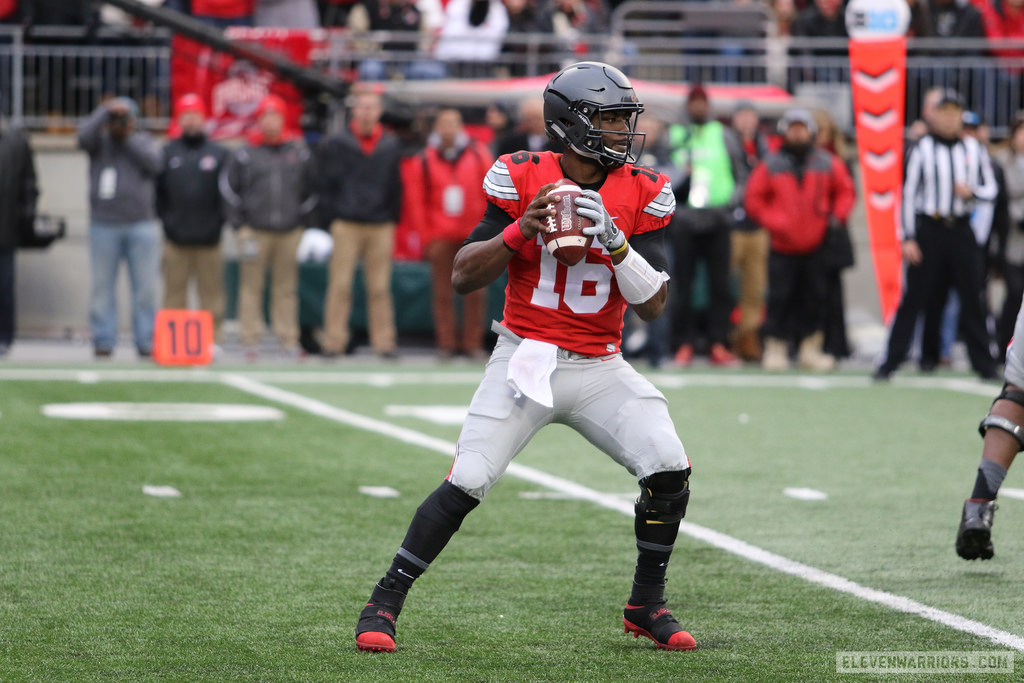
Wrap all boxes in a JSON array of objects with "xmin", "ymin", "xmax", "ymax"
[{"xmin": 153, "ymin": 309, "xmax": 214, "ymax": 366}]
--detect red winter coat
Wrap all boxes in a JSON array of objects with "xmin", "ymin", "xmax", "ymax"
[
  {"xmin": 0, "ymin": 0, "xmax": 17, "ymax": 21},
  {"xmin": 191, "ymin": 0, "xmax": 255, "ymax": 18},
  {"xmin": 744, "ymin": 148, "xmax": 855, "ymax": 255},
  {"xmin": 978, "ymin": 0, "xmax": 1024, "ymax": 59},
  {"xmin": 408, "ymin": 140, "xmax": 494, "ymax": 244}
]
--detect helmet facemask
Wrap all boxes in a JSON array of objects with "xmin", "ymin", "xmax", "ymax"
[{"xmin": 549, "ymin": 100, "xmax": 646, "ymax": 169}]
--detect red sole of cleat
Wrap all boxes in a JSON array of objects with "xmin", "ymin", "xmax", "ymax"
[
  {"xmin": 356, "ymin": 632, "xmax": 396, "ymax": 653},
  {"xmin": 623, "ymin": 618, "xmax": 697, "ymax": 651}
]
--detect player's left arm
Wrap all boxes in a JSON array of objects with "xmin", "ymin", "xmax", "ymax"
[{"xmin": 626, "ymin": 229, "xmax": 670, "ymax": 321}]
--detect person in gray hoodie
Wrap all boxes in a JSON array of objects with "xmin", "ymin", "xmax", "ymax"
[
  {"xmin": 220, "ymin": 94, "xmax": 317, "ymax": 359},
  {"xmin": 77, "ymin": 97, "xmax": 163, "ymax": 358}
]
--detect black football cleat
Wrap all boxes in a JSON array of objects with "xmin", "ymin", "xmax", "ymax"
[
  {"xmin": 623, "ymin": 600, "xmax": 697, "ymax": 651},
  {"xmin": 956, "ymin": 499, "xmax": 997, "ymax": 560},
  {"xmin": 355, "ymin": 582, "xmax": 406, "ymax": 652}
]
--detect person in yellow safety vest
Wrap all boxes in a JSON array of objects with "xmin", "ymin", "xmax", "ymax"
[{"xmin": 667, "ymin": 84, "xmax": 749, "ymax": 367}]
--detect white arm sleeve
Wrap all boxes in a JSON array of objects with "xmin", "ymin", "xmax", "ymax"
[{"xmin": 613, "ymin": 248, "xmax": 670, "ymax": 305}]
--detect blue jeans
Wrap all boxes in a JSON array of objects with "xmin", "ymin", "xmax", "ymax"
[{"xmin": 89, "ymin": 220, "xmax": 161, "ymax": 352}]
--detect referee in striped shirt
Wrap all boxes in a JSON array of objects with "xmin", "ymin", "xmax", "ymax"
[{"xmin": 875, "ymin": 91, "xmax": 999, "ymax": 380}]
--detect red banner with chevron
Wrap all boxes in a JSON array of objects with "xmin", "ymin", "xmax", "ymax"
[{"xmin": 849, "ymin": 36, "xmax": 906, "ymax": 324}]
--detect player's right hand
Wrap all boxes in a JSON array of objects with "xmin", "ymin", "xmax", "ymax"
[{"xmin": 518, "ymin": 183, "xmax": 559, "ymax": 240}]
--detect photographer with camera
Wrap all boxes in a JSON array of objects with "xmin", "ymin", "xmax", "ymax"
[{"xmin": 77, "ymin": 97, "xmax": 163, "ymax": 359}]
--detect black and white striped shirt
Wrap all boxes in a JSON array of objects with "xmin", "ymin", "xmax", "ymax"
[{"xmin": 901, "ymin": 134, "xmax": 997, "ymax": 239}]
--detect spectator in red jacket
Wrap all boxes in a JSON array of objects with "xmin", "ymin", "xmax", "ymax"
[
  {"xmin": 191, "ymin": 0, "xmax": 255, "ymax": 28},
  {"xmin": 744, "ymin": 108, "xmax": 855, "ymax": 372},
  {"xmin": 980, "ymin": 0, "xmax": 1024, "ymax": 59},
  {"xmin": 409, "ymin": 108, "xmax": 495, "ymax": 359},
  {"xmin": 0, "ymin": 0, "xmax": 17, "ymax": 23}
]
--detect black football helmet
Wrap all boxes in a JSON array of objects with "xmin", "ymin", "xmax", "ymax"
[{"xmin": 543, "ymin": 61, "xmax": 645, "ymax": 169}]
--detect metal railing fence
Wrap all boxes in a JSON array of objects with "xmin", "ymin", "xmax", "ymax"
[{"xmin": 3, "ymin": 24, "xmax": 1024, "ymax": 139}]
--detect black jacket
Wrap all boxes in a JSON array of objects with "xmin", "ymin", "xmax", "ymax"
[
  {"xmin": 157, "ymin": 134, "xmax": 229, "ymax": 246},
  {"xmin": 0, "ymin": 125, "xmax": 39, "ymax": 249},
  {"xmin": 315, "ymin": 129, "xmax": 403, "ymax": 226}
]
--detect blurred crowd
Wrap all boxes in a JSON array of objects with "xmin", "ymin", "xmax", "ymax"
[
  {"xmin": 3, "ymin": 1, "xmax": 1024, "ymax": 130},
  {"xmin": 4, "ymin": 66, "xmax": 1024, "ymax": 374},
  {"xmin": 3, "ymin": 1, "xmax": 1024, "ymax": 371},
  {"xmin": 4, "ymin": 0, "xmax": 1024, "ymax": 49},
  {"xmin": 0, "ymin": 0, "xmax": 622, "ymax": 34}
]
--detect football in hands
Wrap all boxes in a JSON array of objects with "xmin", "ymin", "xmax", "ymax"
[{"xmin": 541, "ymin": 181, "xmax": 595, "ymax": 266}]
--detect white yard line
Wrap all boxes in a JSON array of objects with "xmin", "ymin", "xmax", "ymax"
[
  {"xmin": 0, "ymin": 367, "xmax": 1003, "ymax": 395},
  {"xmin": 783, "ymin": 487, "xmax": 829, "ymax": 501},
  {"xmin": 221, "ymin": 372, "xmax": 1024, "ymax": 652},
  {"xmin": 5, "ymin": 367, "xmax": 1020, "ymax": 650}
]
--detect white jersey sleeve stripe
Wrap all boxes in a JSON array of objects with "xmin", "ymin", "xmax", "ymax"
[
  {"xmin": 643, "ymin": 181, "xmax": 676, "ymax": 218},
  {"xmin": 484, "ymin": 159, "xmax": 520, "ymax": 201}
]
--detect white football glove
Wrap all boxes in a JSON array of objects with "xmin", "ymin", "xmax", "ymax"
[
  {"xmin": 575, "ymin": 189, "xmax": 625, "ymax": 252},
  {"xmin": 296, "ymin": 228, "xmax": 333, "ymax": 263}
]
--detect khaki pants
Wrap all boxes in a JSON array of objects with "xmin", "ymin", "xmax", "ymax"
[
  {"xmin": 322, "ymin": 220, "xmax": 396, "ymax": 355},
  {"xmin": 162, "ymin": 241, "xmax": 225, "ymax": 343},
  {"xmin": 730, "ymin": 229, "xmax": 769, "ymax": 336},
  {"xmin": 426, "ymin": 239, "xmax": 486, "ymax": 354},
  {"xmin": 238, "ymin": 228, "xmax": 302, "ymax": 350}
]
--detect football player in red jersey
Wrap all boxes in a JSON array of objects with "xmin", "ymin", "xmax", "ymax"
[{"xmin": 356, "ymin": 62, "xmax": 696, "ymax": 653}]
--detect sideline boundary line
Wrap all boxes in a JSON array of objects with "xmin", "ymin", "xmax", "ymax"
[
  {"xmin": 219, "ymin": 373, "xmax": 1024, "ymax": 652},
  {"xmin": 0, "ymin": 367, "xmax": 1002, "ymax": 398}
]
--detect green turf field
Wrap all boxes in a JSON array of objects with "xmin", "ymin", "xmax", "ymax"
[{"xmin": 0, "ymin": 365, "xmax": 1020, "ymax": 681}]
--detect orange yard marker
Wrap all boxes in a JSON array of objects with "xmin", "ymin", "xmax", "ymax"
[{"xmin": 153, "ymin": 309, "xmax": 214, "ymax": 366}]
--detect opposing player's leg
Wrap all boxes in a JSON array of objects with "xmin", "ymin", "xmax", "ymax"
[
  {"xmin": 956, "ymin": 385, "xmax": 1023, "ymax": 560},
  {"xmin": 956, "ymin": 302, "xmax": 1024, "ymax": 560},
  {"xmin": 568, "ymin": 356, "xmax": 695, "ymax": 650},
  {"xmin": 356, "ymin": 337, "xmax": 550, "ymax": 651}
]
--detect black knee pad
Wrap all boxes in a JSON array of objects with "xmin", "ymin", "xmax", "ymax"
[
  {"xmin": 636, "ymin": 468, "xmax": 691, "ymax": 524},
  {"xmin": 979, "ymin": 385, "xmax": 1024, "ymax": 451}
]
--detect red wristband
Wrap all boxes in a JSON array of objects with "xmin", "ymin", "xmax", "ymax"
[{"xmin": 502, "ymin": 219, "xmax": 529, "ymax": 252}]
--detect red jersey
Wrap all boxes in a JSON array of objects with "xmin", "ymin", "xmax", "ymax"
[{"xmin": 483, "ymin": 150, "xmax": 674, "ymax": 356}]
